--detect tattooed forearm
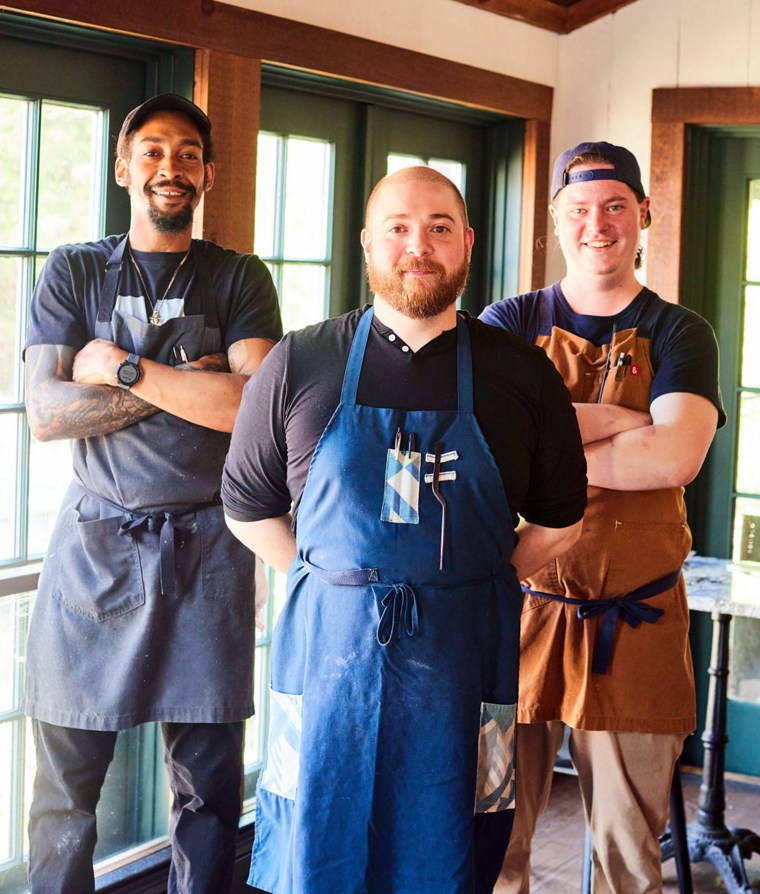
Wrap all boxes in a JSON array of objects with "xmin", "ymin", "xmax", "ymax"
[
  {"xmin": 26, "ymin": 344, "xmax": 158, "ymax": 441},
  {"xmin": 176, "ymin": 352, "xmax": 231, "ymax": 373}
]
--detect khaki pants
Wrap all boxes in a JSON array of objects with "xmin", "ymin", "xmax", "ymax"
[{"xmin": 494, "ymin": 721, "xmax": 687, "ymax": 894}]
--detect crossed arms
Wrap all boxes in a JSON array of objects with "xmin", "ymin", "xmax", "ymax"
[
  {"xmin": 574, "ymin": 392, "xmax": 719, "ymax": 491},
  {"xmin": 25, "ymin": 337, "xmax": 275, "ymax": 441}
]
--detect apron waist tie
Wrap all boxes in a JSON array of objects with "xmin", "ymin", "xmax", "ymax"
[
  {"xmin": 302, "ymin": 560, "xmax": 419, "ymax": 647},
  {"xmin": 522, "ymin": 569, "xmax": 681, "ymax": 675},
  {"xmin": 81, "ymin": 486, "xmax": 221, "ymax": 597}
]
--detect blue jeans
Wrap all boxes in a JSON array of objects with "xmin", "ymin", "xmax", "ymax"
[{"xmin": 28, "ymin": 720, "xmax": 244, "ymax": 894}]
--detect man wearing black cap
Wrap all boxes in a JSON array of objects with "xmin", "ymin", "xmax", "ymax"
[
  {"xmin": 481, "ymin": 142, "xmax": 725, "ymax": 893},
  {"xmin": 23, "ymin": 94, "xmax": 282, "ymax": 893}
]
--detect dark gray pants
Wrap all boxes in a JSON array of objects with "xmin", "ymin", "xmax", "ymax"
[{"xmin": 28, "ymin": 719, "xmax": 244, "ymax": 894}]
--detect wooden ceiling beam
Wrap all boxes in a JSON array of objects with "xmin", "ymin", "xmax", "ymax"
[{"xmin": 448, "ymin": 0, "xmax": 640, "ymax": 34}]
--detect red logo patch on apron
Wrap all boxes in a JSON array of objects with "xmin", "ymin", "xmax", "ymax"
[{"xmin": 630, "ymin": 365, "xmax": 640, "ymax": 376}]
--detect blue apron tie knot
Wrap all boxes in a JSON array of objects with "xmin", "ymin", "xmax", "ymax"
[
  {"xmin": 375, "ymin": 584, "xmax": 419, "ymax": 646},
  {"xmin": 577, "ymin": 597, "xmax": 665, "ymax": 674},
  {"xmin": 522, "ymin": 569, "xmax": 680, "ymax": 675},
  {"xmin": 120, "ymin": 512, "xmax": 177, "ymax": 596}
]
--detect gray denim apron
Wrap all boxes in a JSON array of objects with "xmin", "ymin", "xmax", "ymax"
[{"xmin": 24, "ymin": 237, "xmax": 256, "ymax": 731}]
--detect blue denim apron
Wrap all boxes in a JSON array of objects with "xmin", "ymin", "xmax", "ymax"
[
  {"xmin": 249, "ymin": 308, "xmax": 522, "ymax": 894},
  {"xmin": 24, "ymin": 236, "xmax": 255, "ymax": 730}
]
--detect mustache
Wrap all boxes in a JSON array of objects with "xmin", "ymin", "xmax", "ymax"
[
  {"xmin": 145, "ymin": 179, "xmax": 196, "ymax": 198},
  {"xmin": 394, "ymin": 257, "xmax": 446, "ymax": 275}
]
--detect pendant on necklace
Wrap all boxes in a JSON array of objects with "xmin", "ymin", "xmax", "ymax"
[{"xmin": 150, "ymin": 310, "xmax": 163, "ymax": 325}]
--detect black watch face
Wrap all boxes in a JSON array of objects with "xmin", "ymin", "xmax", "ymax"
[{"xmin": 118, "ymin": 362, "xmax": 139, "ymax": 386}]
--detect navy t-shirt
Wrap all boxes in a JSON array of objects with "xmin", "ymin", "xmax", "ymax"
[{"xmin": 480, "ymin": 283, "xmax": 725, "ymax": 424}]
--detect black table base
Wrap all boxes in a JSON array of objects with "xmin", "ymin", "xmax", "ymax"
[{"xmin": 660, "ymin": 611, "xmax": 760, "ymax": 894}]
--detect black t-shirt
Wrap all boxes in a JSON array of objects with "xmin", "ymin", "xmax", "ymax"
[{"xmin": 222, "ymin": 308, "xmax": 587, "ymax": 530}]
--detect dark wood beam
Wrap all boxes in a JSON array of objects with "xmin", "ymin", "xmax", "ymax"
[{"xmin": 448, "ymin": 0, "xmax": 640, "ymax": 34}]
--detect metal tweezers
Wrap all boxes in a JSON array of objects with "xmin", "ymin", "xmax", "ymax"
[{"xmin": 431, "ymin": 441, "xmax": 446, "ymax": 571}]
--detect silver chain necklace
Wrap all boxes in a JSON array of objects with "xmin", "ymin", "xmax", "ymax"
[{"xmin": 128, "ymin": 246, "xmax": 191, "ymax": 325}]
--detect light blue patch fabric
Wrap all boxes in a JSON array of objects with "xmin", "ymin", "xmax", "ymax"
[
  {"xmin": 259, "ymin": 689, "xmax": 302, "ymax": 800},
  {"xmin": 475, "ymin": 701, "xmax": 516, "ymax": 813},
  {"xmin": 380, "ymin": 449, "xmax": 421, "ymax": 524}
]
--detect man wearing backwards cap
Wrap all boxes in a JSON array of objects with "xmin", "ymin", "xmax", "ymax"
[
  {"xmin": 481, "ymin": 141, "xmax": 725, "ymax": 892},
  {"xmin": 23, "ymin": 94, "xmax": 282, "ymax": 893}
]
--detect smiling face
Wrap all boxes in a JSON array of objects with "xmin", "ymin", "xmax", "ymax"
[
  {"xmin": 550, "ymin": 162, "xmax": 649, "ymax": 284},
  {"xmin": 115, "ymin": 110, "xmax": 214, "ymax": 238},
  {"xmin": 360, "ymin": 171, "xmax": 474, "ymax": 320}
]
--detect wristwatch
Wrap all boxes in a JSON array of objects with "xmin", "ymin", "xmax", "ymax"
[{"xmin": 116, "ymin": 353, "xmax": 141, "ymax": 389}]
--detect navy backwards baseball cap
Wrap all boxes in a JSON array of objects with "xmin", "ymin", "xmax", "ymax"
[
  {"xmin": 551, "ymin": 140, "xmax": 650, "ymax": 227},
  {"xmin": 117, "ymin": 94, "xmax": 211, "ymax": 155}
]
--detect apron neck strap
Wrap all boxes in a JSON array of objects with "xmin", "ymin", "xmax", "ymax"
[
  {"xmin": 341, "ymin": 306, "xmax": 475, "ymax": 412},
  {"xmin": 455, "ymin": 313, "xmax": 474, "ymax": 414},
  {"xmin": 340, "ymin": 306, "xmax": 374, "ymax": 406},
  {"xmin": 97, "ymin": 235, "xmax": 128, "ymax": 323}
]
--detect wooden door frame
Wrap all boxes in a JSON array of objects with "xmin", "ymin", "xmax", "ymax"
[
  {"xmin": 5, "ymin": 0, "xmax": 553, "ymax": 291},
  {"xmin": 649, "ymin": 87, "xmax": 760, "ymax": 301}
]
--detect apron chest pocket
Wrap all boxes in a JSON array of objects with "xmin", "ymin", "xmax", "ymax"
[{"xmin": 52, "ymin": 509, "xmax": 146, "ymax": 622}]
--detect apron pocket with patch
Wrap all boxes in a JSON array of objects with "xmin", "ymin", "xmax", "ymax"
[
  {"xmin": 380, "ymin": 448, "xmax": 421, "ymax": 524},
  {"xmin": 259, "ymin": 689, "xmax": 303, "ymax": 800},
  {"xmin": 52, "ymin": 509, "xmax": 145, "ymax": 621},
  {"xmin": 475, "ymin": 702, "xmax": 516, "ymax": 814},
  {"xmin": 198, "ymin": 505, "xmax": 255, "ymax": 615}
]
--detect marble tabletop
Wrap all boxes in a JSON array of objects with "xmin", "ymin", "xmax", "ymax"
[{"xmin": 683, "ymin": 554, "xmax": 760, "ymax": 618}]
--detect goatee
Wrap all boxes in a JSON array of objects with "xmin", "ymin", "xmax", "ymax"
[
  {"xmin": 144, "ymin": 180, "xmax": 196, "ymax": 233},
  {"xmin": 366, "ymin": 257, "xmax": 469, "ymax": 319},
  {"xmin": 148, "ymin": 204, "xmax": 194, "ymax": 233}
]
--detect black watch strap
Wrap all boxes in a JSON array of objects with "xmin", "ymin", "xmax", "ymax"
[{"xmin": 116, "ymin": 352, "xmax": 141, "ymax": 389}]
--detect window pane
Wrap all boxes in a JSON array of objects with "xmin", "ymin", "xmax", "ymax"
[
  {"xmin": 0, "ymin": 255, "xmax": 25, "ymax": 404},
  {"xmin": 0, "ymin": 590, "xmax": 34, "ymax": 881},
  {"xmin": 254, "ymin": 133, "xmax": 279, "ymax": 259},
  {"xmin": 282, "ymin": 138, "xmax": 332, "ymax": 260},
  {"xmin": 428, "ymin": 158, "xmax": 465, "ymax": 192},
  {"xmin": 27, "ymin": 437, "xmax": 72, "ymax": 557},
  {"xmin": 386, "ymin": 154, "xmax": 465, "ymax": 193},
  {"xmin": 734, "ymin": 393, "xmax": 760, "ymax": 495},
  {"xmin": 741, "ymin": 285, "xmax": 760, "ymax": 387},
  {"xmin": 37, "ymin": 103, "xmax": 104, "ymax": 249},
  {"xmin": 0, "ymin": 414, "xmax": 19, "ymax": 561},
  {"xmin": 746, "ymin": 180, "xmax": 760, "ymax": 282},
  {"xmin": 280, "ymin": 263, "xmax": 328, "ymax": 333},
  {"xmin": 387, "ymin": 153, "xmax": 424, "ymax": 174},
  {"xmin": 0, "ymin": 96, "xmax": 28, "ymax": 248},
  {"xmin": 0, "ymin": 721, "xmax": 14, "ymax": 862}
]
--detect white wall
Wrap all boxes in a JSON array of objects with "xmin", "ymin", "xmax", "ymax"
[
  {"xmin": 231, "ymin": 0, "xmax": 760, "ymax": 291},
  {"xmin": 231, "ymin": 0, "xmax": 559, "ymax": 92}
]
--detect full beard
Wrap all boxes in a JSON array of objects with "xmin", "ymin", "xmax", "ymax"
[{"xmin": 366, "ymin": 257, "xmax": 469, "ymax": 319}]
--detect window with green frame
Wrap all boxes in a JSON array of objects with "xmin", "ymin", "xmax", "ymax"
[{"xmin": 0, "ymin": 18, "xmax": 206, "ymax": 891}]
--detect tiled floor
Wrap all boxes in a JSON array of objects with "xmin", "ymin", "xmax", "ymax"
[{"xmin": 527, "ymin": 770, "xmax": 760, "ymax": 892}]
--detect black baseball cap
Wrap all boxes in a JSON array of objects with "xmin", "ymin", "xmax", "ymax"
[{"xmin": 117, "ymin": 94, "xmax": 211, "ymax": 156}]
